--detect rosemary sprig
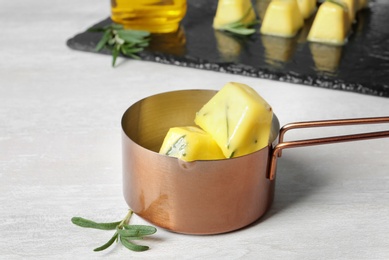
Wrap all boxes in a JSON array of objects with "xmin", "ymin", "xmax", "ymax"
[
  {"xmin": 216, "ymin": 8, "xmax": 258, "ymax": 36},
  {"xmin": 88, "ymin": 23, "xmax": 150, "ymax": 67},
  {"xmin": 165, "ymin": 135, "xmax": 187, "ymax": 157},
  {"xmin": 71, "ymin": 209, "xmax": 157, "ymax": 252}
]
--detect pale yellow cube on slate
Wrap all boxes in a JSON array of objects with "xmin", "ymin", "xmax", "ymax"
[
  {"xmin": 340, "ymin": 0, "xmax": 358, "ymax": 23},
  {"xmin": 194, "ymin": 82, "xmax": 273, "ymax": 158},
  {"xmin": 159, "ymin": 126, "xmax": 226, "ymax": 161},
  {"xmin": 213, "ymin": 0, "xmax": 256, "ymax": 29},
  {"xmin": 260, "ymin": 0, "xmax": 304, "ymax": 37},
  {"xmin": 297, "ymin": 0, "xmax": 317, "ymax": 19},
  {"xmin": 307, "ymin": 1, "xmax": 349, "ymax": 45}
]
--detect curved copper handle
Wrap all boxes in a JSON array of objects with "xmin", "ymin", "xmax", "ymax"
[{"xmin": 268, "ymin": 116, "xmax": 389, "ymax": 180}]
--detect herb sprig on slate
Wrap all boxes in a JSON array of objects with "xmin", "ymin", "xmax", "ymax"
[
  {"xmin": 71, "ymin": 209, "xmax": 157, "ymax": 252},
  {"xmin": 88, "ymin": 23, "xmax": 150, "ymax": 67},
  {"xmin": 215, "ymin": 8, "xmax": 258, "ymax": 36},
  {"xmin": 217, "ymin": 20, "xmax": 257, "ymax": 36}
]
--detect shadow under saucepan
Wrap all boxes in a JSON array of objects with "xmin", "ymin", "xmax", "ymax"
[{"xmin": 246, "ymin": 153, "xmax": 332, "ymax": 228}]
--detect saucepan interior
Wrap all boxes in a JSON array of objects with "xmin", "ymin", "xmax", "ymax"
[{"xmin": 121, "ymin": 89, "xmax": 280, "ymax": 234}]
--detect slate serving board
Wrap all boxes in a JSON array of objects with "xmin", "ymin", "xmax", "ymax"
[{"xmin": 67, "ymin": 0, "xmax": 389, "ymax": 98}]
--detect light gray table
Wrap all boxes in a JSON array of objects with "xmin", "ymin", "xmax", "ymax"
[{"xmin": 1, "ymin": 1, "xmax": 388, "ymax": 259}]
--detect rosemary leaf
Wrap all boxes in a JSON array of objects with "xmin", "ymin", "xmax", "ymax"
[
  {"xmin": 128, "ymin": 53, "xmax": 141, "ymax": 60},
  {"xmin": 87, "ymin": 27, "xmax": 105, "ymax": 33},
  {"xmin": 120, "ymin": 236, "xmax": 144, "ymax": 240},
  {"xmin": 117, "ymin": 30, "xmax": 150, "ymax": 43},
  {"xmin": 95, "ymin": 30, "xmax": 111, "ymax": 51},
  {"xmin": 87, "ymin": 23, "xmax": 151, "ymax": 67},
  {"xmin": 221, "ymin": 25, "xmax": 256, "ymax": 36},
  {"xmin": 122, "ymin": 42, "xmax": 136, "ymax": 48},
  {"xmin": 122, "ymin": 47, "xmax": 145, "ymax": 54},
  {"xmin": 121, "ymin": 30, "xmax": 150, "ymax": 37},
  {"xmin": 137, "ymin": 41, "xmax": 150, "ymax": 47},
  {"xmin": 72, "ymin": 209, "xmax": 157, "ymax": 253},
  {"xmin": 120, "ymin": 225, "xmax": 157, "ymax": 237},
  {"xmin": 71, "ymin": 217, "xmax": 121, "ymax": 230},
  {"xmin": 215, "ymin": 7, "xmax": 258, "ymax": 36},
  {"xmin": 93, "ymin": 233, "xmax": 118, "ymax": 252},
  {"xmin": 120, "ymin": 236, "xmax": 150, "ymax": 252},
  {"xmin": 109, "ymin": 23, "xmax": 124, "ymax": 30},
  {"xmin": 112, "ymin": 45, "xmax": 120, "ymax": 67}
]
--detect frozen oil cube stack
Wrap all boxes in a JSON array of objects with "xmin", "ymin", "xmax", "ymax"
[
  {"xmin": 297, "ymin": 0, "xmax": 317, "ymax": 19},
  {"xmin": 307, "ymin": 0, "xmax": 350, "ymax": 45},
  {"xmin": 159, "ymin": 82, "xmax": 273, "ymax": 161},
  {"xmin": 258, "ymin": 0, "xmax": 370, "ymax": 46},
  {"xmin": 194, "ymin": 82, "xmax": 273, "ymax": 158},
  {"xmin": 213, "ymin": 0, "xmax": 256, "ymax": 30},
  {"xmin": 159, "ymin": 126, "xmax": 225, "ymax": 161}
]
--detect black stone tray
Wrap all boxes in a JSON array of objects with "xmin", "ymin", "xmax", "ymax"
[{"xmin": 67, "ymin": 0, "xmax": 389, "ymax": 98}]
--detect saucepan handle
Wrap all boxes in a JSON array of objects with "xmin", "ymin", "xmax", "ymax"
[{"xmin": 268, "ymin": 116, "xmax": 389, "ymax": 180}]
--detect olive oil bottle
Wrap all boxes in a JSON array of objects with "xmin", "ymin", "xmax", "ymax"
[{"xmin": 111, "ymin": 0, "xmax": 187, "ymax": 33}]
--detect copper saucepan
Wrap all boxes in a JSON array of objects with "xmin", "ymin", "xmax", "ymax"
[{"xmin": 121, "ymin": 89, "xmax": 389, "ymax": 235}]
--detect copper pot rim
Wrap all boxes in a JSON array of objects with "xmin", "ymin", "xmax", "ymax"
[
  {"xmin": 121, "ymin": 88, "xmax": 281, "ymax": 161},
  {"xmin": 121, "ymin": 89, "xmax": 389, "ymax": 180}
]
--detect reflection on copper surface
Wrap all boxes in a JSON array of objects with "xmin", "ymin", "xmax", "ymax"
[
  {"xmin": 261, "ymin": 35, "xmax": 298, "ymax": 68},
  {"xmin": 139, "ymin": 193, "xmax": 171, "ymax": 230},
  {"xmin": 148, "ymin": 26, "xmax": 186, "ymax": 56},
  {"xmin": 122, "ymin": 90, "xmax": 279, "ymax": 235},
  {"xmin": 255, "ymin": 0, "xmax": 272, "ymax": 22},
  {"xmin": 309, "ymin": 43, "xmax": 343, "ymax": 74},
  {"xmin": 214, "ymin": 31, "xmax": 242, "ymax": 62}
]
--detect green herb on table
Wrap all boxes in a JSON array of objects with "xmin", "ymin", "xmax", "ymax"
[
  {"xmin": 216, "ymin": 8, "xmax": 258, "ymax": 36},
  {"xmin": 71, "ymin": 209, "xmax": 157, "ymax": 252},
  {"xmin": 165, "ymin": 135, "xmax": 187, "ymax": 157},
  {"xmin": 88, "ymin": 23, "xmax": 150, "ymax": 67}
]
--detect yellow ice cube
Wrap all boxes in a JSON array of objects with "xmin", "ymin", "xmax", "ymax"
[
  {"xmin": 159, "ymin": 126, "xmax": 226, "ymax": 161},
  {"xmin": 213, "ymin": 0, "xmax": 256, "ymax": 29},
  {"xmin": 260, "ymin": 0, "xmax": 304, "ymax": 37},
  {"xmin": 307, "ymin": 1, "xmax": 349, "ymax": 45},
  {"xmin": 340, "ymin": 0, "xmax": 358, "ymax": 23},
  {"xmin": 194, "ymin": 82, "xmax": 273, "ymax": 158},
  {"xmin": 297, "ymin": 0, "xmax": 317, "ymax": 19}
]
